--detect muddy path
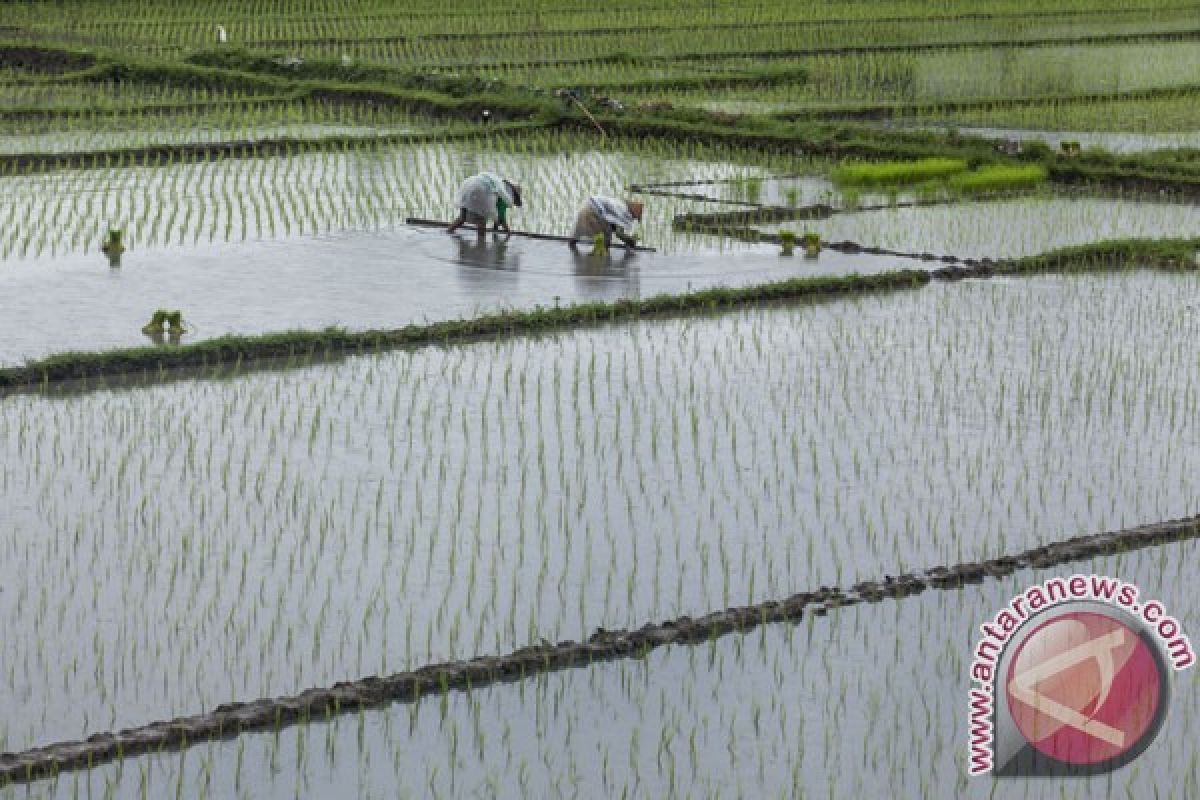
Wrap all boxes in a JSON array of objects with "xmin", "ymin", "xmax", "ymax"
[
  {"xmin": 1, "ymin": 512, "xmax": 1195, "ymax": 786},
  {"xmin": 0, "ymin": 45, "xmax": 95, "ymax": 74}
]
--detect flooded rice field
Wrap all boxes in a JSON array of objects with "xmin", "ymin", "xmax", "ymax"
[
  {"xmin": 0, "ymin": 143, "xmax": 784, "ymax": 262},
  {"xmin": 627, "ymin": 40, "xmax": 1200, "ymax": 111},
  {"xmin": 754, "ymin": 195, "xmax": 1200, "ymax": 259},
  {"xmin": 899, "ymin": 125, "xmax": 1200, "ymax": 154},
  {"xmin": 0, "ymin": 145, "xmax": 924, "ymax": 365},
  {"xmin": 5, "ymin": 1, "xmax": 1200, "ymax": 795},
  {"xmin": 0, "ymin": 227, "xmax": 917, "ymax": 365},
  {"xmin": 0, "ymin": 123, "xmax": 424, "ymax": 155},
  {"xmin": 3, "ymin": 144, "xmax": 1189, "ymax": 366},
  {"xmin": 5, "ymin": 536, "xmax": 1194, "ymax": 799},
  {"xmin": 3, "ymin": 272, "xmax": 1198, "ymax": 755}
]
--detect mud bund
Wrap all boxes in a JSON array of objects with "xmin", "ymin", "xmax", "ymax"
[{"xmin": 1, "ymin": 513, "xmax": 1196, "ymax": 785}]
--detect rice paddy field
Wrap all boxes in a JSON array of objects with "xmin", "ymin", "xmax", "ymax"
[{"xmin": 2, "ymin": 0, "xmax": 1200, "ymax": 797}]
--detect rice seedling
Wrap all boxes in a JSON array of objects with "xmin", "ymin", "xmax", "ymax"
[
  {"xmin": 777, "ymin": 230, "xmax": 794, "ymax": 256},
  {"xmin": 754, "ymin": 194, "xmax": 1200, "ymax": 258},
  {"xmin": 4, "ymin": 1, "xmax": 1200, "ymax": 796},
  {"xmin": 3, "ymin": 268, "xmax": 1200, "ymax": 768},
  {"xmin": 831, "ymin": 157, "xmax": 968, "ymax": 187},
  {"xmin": 947, "ymin": 164, "xmax": 1048, "ymax": 194},
  {"xmin": 802, "ymin": 231, "xmax": 821, "ymax": 256},
  {"xmin": 8, "ymin": 529, "xmax": 1195, "ymax": 798}
]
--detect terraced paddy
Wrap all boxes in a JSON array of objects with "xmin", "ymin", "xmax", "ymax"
[
  {"xmin": 7, "ymin": 539, "xmax": 1195, "ymax": 799},
  {"xmin": 751, "ymin": 194, "xmax": 1200, "ymax": 258},
  {"xmin": 2, "ymin": 0, "xmax": 1200, "ymax": 797}
]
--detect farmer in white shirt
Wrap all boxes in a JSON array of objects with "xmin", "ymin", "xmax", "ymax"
[
  {"xmin": 568, "ymin": 196, "xmax": 643, "ymax": 250},
  {"xmin": 447, "ymin": 172, "xmax": 523, "ymax": 235}
]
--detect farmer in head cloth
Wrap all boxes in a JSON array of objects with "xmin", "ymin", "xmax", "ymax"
[
  {"xmin": 568, "ymin": 196, "xmax": 643, "ymax": 250},
  {"xmin": 447, "ymin": 172, "xmax": 523, "ymax": 236}
]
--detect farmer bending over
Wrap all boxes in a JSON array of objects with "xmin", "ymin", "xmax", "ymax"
[
  {"xmin": 568, "ymin": 196, "xmax": 643, "ymax": 250},
  {"xmin": 447, "ymin": 173, "xmax": 523, "ymax": 235}
]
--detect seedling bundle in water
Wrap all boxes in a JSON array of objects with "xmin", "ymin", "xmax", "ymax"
[
  {"xmin": 802, "ymin": 231, "xmax": 821, "ymax": 257},
  {"xmin": 4, "ymin": 272, "xmax": 1200, "ymax": 795},
  {"xmin": 831, "ymin": 157, "xmax": 1048, "ymax": 200},
  {"xmin": 4, "ymin": 1, "xmax": 1200, "ymax": 797},
  {"xmin": 779, "ymin": 230, "xmax": 795, "ymax": 255},
  {"xmin": 831, "ymin": 157, "xmax": 968, "ymax": 187},
  {"xmin": 100, "ymin": 227, "xmax": 124, "ymax": 266},
  {"xmin": 142, "ymin": 309, "xmax": 187, "ymax": 337}
]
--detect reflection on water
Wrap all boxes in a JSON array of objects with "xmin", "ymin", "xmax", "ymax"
[
  {"xmin": 451, "ymin": 231, "xmax": 645, "ymax": 299},
  {"xmin": 894, "ymin": 124, "xmax": 1200, "ymax": 154},
  {"xmin": 4, "ymin": 274, "xmax": 1200, "ymax": 783},
  {"xmin": 570, "ymin": 246, "xmax": 641, "ymax": 298},
  {"xmin": 570, "ymin": 247, "xmax": 635, "ymax": 275},
  {"xmin": 453, "ymin": 232, "xmax": 519, "ymax": 271},
  {"xmin": 0, "ymin": 228, "xmax": 907, "ymax": 365}
]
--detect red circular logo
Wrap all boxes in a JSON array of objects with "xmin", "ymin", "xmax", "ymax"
[{"xmin": 1005, "ymin": 611, "xmax": 1164, "ymax": 765}]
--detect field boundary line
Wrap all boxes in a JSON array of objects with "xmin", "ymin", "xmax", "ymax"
[
  {"xmin": 3, "ymin": 238, "xmax": 1196, "ymax": 393},
  {"xmin": 1, "ymin": 513, "xmax": 1197, "ymax": 785},
  {"xmin": 239, "ymin": 8, "xmax": 1200, "ymax": 47},
  {"xmin": 0, "ymin": 270, "xmax": 929, "ymax": 391}
]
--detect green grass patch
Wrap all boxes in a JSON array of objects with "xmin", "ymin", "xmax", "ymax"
[
  {"xmin": 1003, "ymin": 237, "xmax": 1200, "ymax": 274},
  {"xmin": 831, "ymin": 158, "xmax": 1044, "ymax": 196},
  {"xmin": 831, "ymin": 157, "xmax": 967, "ymax": 187},
  {"xmin": 948, "ymin": 164, "xmax": 1048, "ymax": 193}
]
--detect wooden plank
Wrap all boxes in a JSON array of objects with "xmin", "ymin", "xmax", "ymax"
[{"xmin": 405, "ymin": 217, "xmax": 658, "ymax": 252}]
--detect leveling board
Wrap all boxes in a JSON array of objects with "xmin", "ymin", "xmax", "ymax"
[{"xmin": 405, "ymin": 217, "xmax": 658, "ymax": 252}]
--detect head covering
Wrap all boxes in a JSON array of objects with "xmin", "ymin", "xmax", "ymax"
[
  {"xmin": 459, "ymin": 173, "xmax": 517, "ymax": 220},
  {"xmin": 505, "ymin": 180, "xmax": 523, "ymax": 207},
  {"xmin": 588, "ymin": 196, "xmax": 638, "ymax": 231}
]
